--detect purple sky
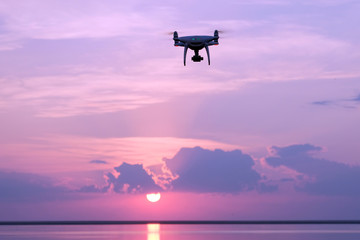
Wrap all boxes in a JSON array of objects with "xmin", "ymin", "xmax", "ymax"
[{"xmin": 1, "ymin": 0, "xmax": 360, "ymax": 221}]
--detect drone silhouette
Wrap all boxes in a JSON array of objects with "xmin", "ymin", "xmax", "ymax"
[{"xmin": 173, "ymin": 30, "xmax": 219, "ymax": 66}]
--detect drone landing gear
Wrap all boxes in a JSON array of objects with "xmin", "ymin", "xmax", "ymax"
[{"xmin": 191, "ymin": 50, "xmax": 203, "ymax": 62}]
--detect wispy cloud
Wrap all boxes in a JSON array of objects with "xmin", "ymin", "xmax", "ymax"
[
  {"xmin": 311, "ymin": 100, "xmax": 333, "ymax": 106},
  {"xmin": 232, "ymin": 0, "xmax": 290, "ymax": 5},
  {"xmin": 311, "ymin": 93, "xmax": 360, "ymax": 109},
  {"xmin": 0, "ymin": 0, "xmax": 359, "ymax": 118},
  {"xmin": 233, "ymin": 0, "xmax": 356, "ymax": 6},
  {"xmin": 0, "ymin": 135, "xmax": 240, "ymax": 173},
  {"xmin": 89, "ymin": 160, "xmax": 108, "ymax": 164},
  {"xmin": 1, "ymin": 26, "xmax": 356, "ymax": 118},
  {"xmin": 0, "ymin": 67, "xmax": 243, "ymax": 117},
  {"xmin": 218, "ymin": 27, "xmax": 358, "ymax": 82},
  {"xmin": 0, "ymin": 1, "xmax": 164, "ymax": 41}
]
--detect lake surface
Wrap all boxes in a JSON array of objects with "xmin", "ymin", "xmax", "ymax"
[{"xmin": 1, "ymin": 224, "xmax": 360, "ymax": 240}]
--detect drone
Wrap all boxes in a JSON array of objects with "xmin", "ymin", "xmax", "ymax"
[{"xmin": 172, "ymin": 30, "xmax": 220, "ymax": 66}]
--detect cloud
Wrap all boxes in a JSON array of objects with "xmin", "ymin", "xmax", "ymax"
[
  {"xmin": 311, "ymin": 93, "xmax": 360, "ymax": 109},
  {"xmin": 234, "ymin": 0, "xmax": 355, "ymax": 6},
  {"xmin": 0, "ymin": 171, "xmax": 70, "ymax": 202},
  {"xmin": 351, "ymin": 94, "xmax": 360, "ymax": 102},
  {"xmin": 89, "ymin": 160, "xmax": 108, "ymax": 164},
  {"xmin": 0, "ymin": 70, "xmax": 242, "ymax": 117},
  {"xmin": 0, "ymin": 1, "xmax": 164, "ymax": 40},
  {"xmin": 106, "ymin": 162, "xmax": 162, "ymax": 194},
  {"xmin": 4, "ymin": 144, "xmax": 360, "ymax": 201},
  {"xmin": 0, "ymin": 34, "xmax": 23, "ymax": 51},
  {"xmin": 0, "ymin": 135, "xmax": 239, "ymax": 174},
  {"xmin": 219, "ymin": 28, "xmax": 356, "ymax": 83},
  {"xmin": 233, "ymin": 0, "xmax": 289, "ymax": 5},
  {"xmin": 266, "ymin": 144, "xmax": 360, "ymax": 196},
  {"xmin": 299, "ymin": 0, "xmax": 356, "ymax": 6},
  {"xmin": 311, "ymin": 100, "xmax": 333, "ymax": 106},
  {"xmin": 163, "ymin": 147, "xmax": 274, "ymax": 193},
  {"xmin": 269, "ymin": 144, "xmax": 322, "ymax": 160},
  {"xmin": 0, "ymin": 1, "xmax": 359, "ymax": 119},
  {"xmin": 78, "ymin": 184, "xmax": 108, "ymax": 193},
  {"xmin": 81, "ymin": 147, "xmax": 277, "ymax": 195}
]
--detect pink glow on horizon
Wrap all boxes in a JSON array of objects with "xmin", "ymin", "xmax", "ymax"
[{"xmin": 1, "ymin": 191, "xmax": 356, "ymax": 221}]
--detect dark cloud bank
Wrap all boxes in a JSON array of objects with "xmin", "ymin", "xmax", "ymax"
[
  {"xmin": 164, "ymin": 147, "xmax": 273, "ymax": 193},
  {"xmin": 91, "ymin": 145, "xmax": 360, "ymax": 196},
  {"xmin": 0, "ymin": 171, "xmax": 70, "ymax": 202},
  {"xmin": 79, "ymin": 147, "xmax": 277, "ymax": 194},
  {"xmin": 267, "ymin": 144, "xmax": 360, "ymax": 196},
  {"xmin": 2, "ymin": 144, "xmax": 360, "ymax": 202},
  {"xmin": 107, "ymin": 163, "xmax": 162, "ymax": 193}
]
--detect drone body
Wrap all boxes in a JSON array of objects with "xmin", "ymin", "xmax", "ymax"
[{"xmin": 173, "ymin": 30, "xmax": 219, "ymax": 66}]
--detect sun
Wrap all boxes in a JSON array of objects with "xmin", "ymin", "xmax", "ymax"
[{"xmin": 146, "ymin": 193, "xmax": 161, "ymax": 203}]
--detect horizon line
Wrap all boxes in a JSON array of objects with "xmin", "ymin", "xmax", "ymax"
[{"xmin": 1, "ymin": 220, "xmax": 360, "ymax": 225}]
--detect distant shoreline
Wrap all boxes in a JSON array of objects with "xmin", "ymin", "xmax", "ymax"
[{"xmin": 1, "ymin": 220, "xmax": 360, "ymax": 225}]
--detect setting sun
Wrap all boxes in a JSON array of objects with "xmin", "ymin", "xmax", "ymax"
[{"xmin": 146, "ymin": 193, "xmax": 161, "ymax": 203}]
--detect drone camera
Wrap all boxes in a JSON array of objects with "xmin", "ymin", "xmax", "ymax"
[{"xmin": 192, "ymin": 55, "xmax": 203, "ymax": 62}]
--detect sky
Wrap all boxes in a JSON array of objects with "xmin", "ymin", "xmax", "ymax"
[{"xmin": 0, "ymin": 0, "xmax": 360, "ymax": 221}]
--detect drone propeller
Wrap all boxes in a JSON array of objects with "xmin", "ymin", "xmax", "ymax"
[{"xmin": 165, "ymin": 31, "xmax": 175, "ymax": 35}]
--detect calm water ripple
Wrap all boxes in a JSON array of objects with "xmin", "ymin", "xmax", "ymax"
[{"xmin": 1, "ymin": 224, "xmax": 360, "ymax": 240}]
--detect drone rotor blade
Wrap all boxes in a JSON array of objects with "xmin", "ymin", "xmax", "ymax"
[
  {"xmin": 184, "ymin": 44, "xmax": 188, "ymax": 66},
  {"xmin": 205, "ymin": 44, "xmax": 210, "ymax": 65}
]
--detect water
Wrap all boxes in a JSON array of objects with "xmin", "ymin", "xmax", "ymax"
[{"xmin": 1, "ymin": 224, "xmax": 360, "ymax": 240}]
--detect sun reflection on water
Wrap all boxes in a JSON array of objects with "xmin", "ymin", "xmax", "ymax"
[{"xmin": 147, "ymin": 224, "xmax": 160, "ymax": 240}]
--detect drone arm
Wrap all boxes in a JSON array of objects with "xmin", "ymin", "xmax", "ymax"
[
  {"xmin": 205, "ymin": 44, "xmax": 210, "ymax": 65},
  {"xmin": 183, "ymin": 44, "xmax": 188, "ymax": 66},
  {"xmin": 174, "ymin": 42, "xmax": 185, "ymax": 46},
  {"xmin": 208, "ymin": 41, "xmax": 219, "ymax": 46}
]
